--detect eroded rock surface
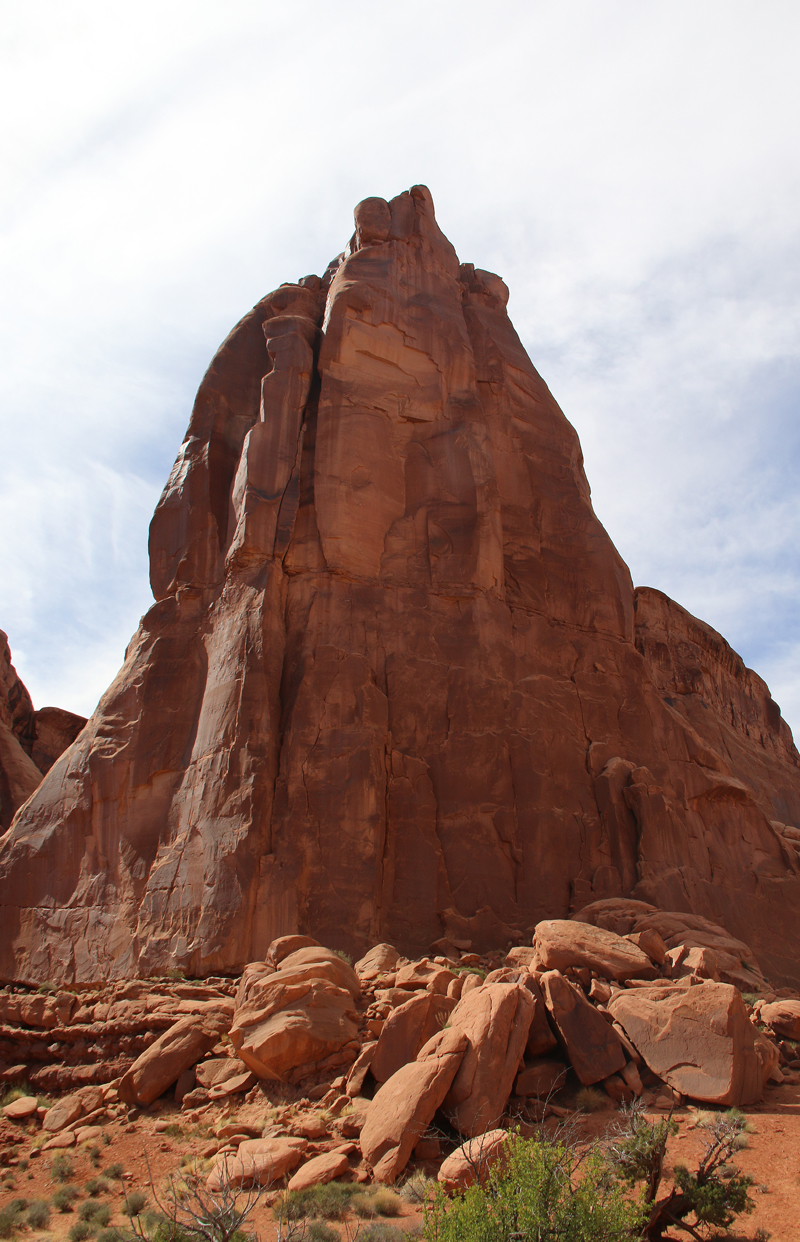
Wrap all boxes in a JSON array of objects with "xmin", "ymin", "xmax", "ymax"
[{"xmin": 2, "ymin": 188, "xmax": 800, "ymax": 986}]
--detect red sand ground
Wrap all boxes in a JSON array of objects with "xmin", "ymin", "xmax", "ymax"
[{"xmin": 2, "ymin": 1078, "xmax": 799, "ymax": 1240}]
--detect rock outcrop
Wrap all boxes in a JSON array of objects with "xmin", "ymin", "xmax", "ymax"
[
  {"xmin": 2, "ymin": 187, "xmax": 800, "ymax": 986},
  {"xmin": 0, "ymin": 630, "xmax": 86, "ymax": 831}
]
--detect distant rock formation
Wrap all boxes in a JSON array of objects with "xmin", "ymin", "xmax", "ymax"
[
  {"xmin": 0, "ymin": 631, "xmax": 86, "ymax": 830},
  {"xmin": 1, "ymin": 186, "xmax": 799, "ymax": 986}
]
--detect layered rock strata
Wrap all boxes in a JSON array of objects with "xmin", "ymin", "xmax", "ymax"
[{"xmin": 2, "ymin": 186, "xmax": 800, "ymax": 984}]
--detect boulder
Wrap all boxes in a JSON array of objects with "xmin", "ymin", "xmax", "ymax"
[
  {"xmin": 437, "ymin": 1129, "xmax": 509, "ymax": 1191},
  {"xmin": 266, "ymin": 935, "xmax": 320, "ymax": 967},
  {"xmin": 667, "ymin": 945, "xmax": 719, "ymax": 981},
  {"xmin": 42, "ymin": 1094, "xmax": 84, "ymax": 1132},
  {"xmin": 359, "ymin": 1027, "xmax": 468, "ymax": 1184},
  {"xmin": 608, "ymin": 981, "xmax": 764, "ymax": 1105},
  {"xmin": 195, "ymin": 1057, "xmax": 251, "ymax": 1089},
  {"xmin": 515, "ymin": 1058, "xmax": 567, "ymax": 1098},
  {"xmin": 230, "ymin": 971, "xmax": 359, "ymax": 1080},
  {"xmin": 119, "ymin": 1015, "xmax": 222, "ymax": 1106},
  {"xmin": 444, "ymin": 982, "xmax": 535, "ymax": 1136},
  {"xmin": 758, "ymin": 999, "xmax": 800, "ymax": 1040},
  {"xmin": 355, "ymin": 944, "xmax": 401, "ymax": 980},
  {"xmin": 540, "ymin": 970, "xmax": 626, "ymax": 1085},
  {"xmin": 287, "ymin": 1150, "xmax": 350, "ymax": 1191},
  {"xmin": 534, "ymin": 920, "xmax": 657, "ymax": 982},
  {"xmin": 371, "ymin": 991, "xmax": 456, "ymax": 1083},
  {"xmin": 3, "ymin": 1095, "xmax": 38, "ymax": 1120},
  {"xmin": 272, "ymin": 946, "xmax": 360, "ymax": 998},
  {"xmin": 395, "ymin": 960, "xmax": 455, "ymax": 993},
  {"xmin": 207, "ymin": 1136, "xmax": 308, "ymax": 1191},
  {"xmin": 626, "ymin": 929, "xmax": 667, "ymax": 966},
  {"xmin": 345, "ymin": 1041, "xmax": 377, "ymax": 1097}
]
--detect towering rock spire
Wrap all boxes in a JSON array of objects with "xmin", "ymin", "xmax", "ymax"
[{"xmin": 2, "ymin": 187, "xmax": 799, "ymax": 986}]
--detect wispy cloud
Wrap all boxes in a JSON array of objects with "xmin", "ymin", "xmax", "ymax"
[{"xmin": 1, "ymin": 1, "xmax": 799, "ymax": 730}]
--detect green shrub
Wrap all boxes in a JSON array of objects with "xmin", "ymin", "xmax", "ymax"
[
  {"xmin": 163, "ymin": 1123, "xmax": 183, "ymax": 1138},
  {"xmin": 278, "ymin": 1183, "xmax": 364, "ymax": 1221},
  {"xmin": 354, "ymin": 1190, "xmax": 402, "ymax": 1218},
  {"xmin": 25, "ymin": 1201, "xmax": 50, "ymax": 1230},
  {"xmin": 400, "ymin": 1172, "xmax": 436, "ymax": 1204},
  {"xmin": 124, "ymin": 1192, "xmax": 147, "ymax": 1217},
  {"xmin": 422, "ymin": 1132, "xmax": 643, "ymax": 1242},
  {"xmin": 0, "ymin": 1207, "xmax": 20, "ymax": 1240},
  {"xmin": 331, "ymin": 949, "xmax": 353, "ymax": 965},
  {"xmin": 50, "ymin": 1153, "xmax": 75, "ymax": 1182},
  {"xmin": 53, "ymin": 1186, "xmax": 80, "ymax": 1212},
  {"xmin": 69, "ymin": 1224, "xmax": 92, "ymax": 1242},
  {"xmin": 86, "ymin": 1177, "xmax": 111, "ymax": 1197},
  {"xmin": 96, "ymin": 1230, "xmax": 131, "ymax": 1242},
  {"xmin": 80, "ymin": 1201, "xmax": 112, "ymax": 1226},
  {"xmin": 359, "ymin": 1226, "xmax": 406, "ymax": 1242},
  {"xmin": 306, "ymin": 1225, "xmax": 338, "ymax": 1242},
  {"xmin": 105, "ymin": 1164, "xmax": 124, "ymax": 1180}
]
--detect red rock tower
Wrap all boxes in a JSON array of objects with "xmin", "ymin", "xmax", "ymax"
[{"xmin": 2, "ymin": 187, "xmax": 799, "ymax": 985}]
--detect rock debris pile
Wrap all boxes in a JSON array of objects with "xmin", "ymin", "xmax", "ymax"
[{"xmin": 4, "ymin": 911, "xmax": 799, "ymax": 1191}]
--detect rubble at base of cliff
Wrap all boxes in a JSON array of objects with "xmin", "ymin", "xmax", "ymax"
[{"xmin": 3, "ymin": 901, "xmax": 799, "ymax": 1199}]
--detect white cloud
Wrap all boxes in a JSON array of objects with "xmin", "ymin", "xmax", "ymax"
[{"xmin": 1, "ymin": 0, "xmax": 799, "ymax": 731}]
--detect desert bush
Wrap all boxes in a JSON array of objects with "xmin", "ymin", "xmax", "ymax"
[
  {"xmin": 354, "ymin": 1189, "xmax": 402, "ymax": 1218},
  {"xmin": 331, "ymin": 949, "xmax": 353, "ymax": 965},
  {"xmin": 0, "ymin": 1205, "xmax": 23, "ymax": 1240},
  {"xmin": 50, "ymin": 1153, "xmax": 75, "ymax": 1182},
  {"xmin": 86, "ymin": 1177, "xmax": 112, "ymax": 1197},
  {"xmin": 97, "ymin": 1229, "xmax": 131, "ymax": 1242},
  {"xmin": 80, "ymin": 1201, "xmax": 112, "ymax": 1226},
  {"xmin": 69, "ymin": 1223, "xmax": 92, "ymax": 1242},
  {"xmin": 278, "ymin": 1183, "xmax": 364, "ymax": 1221},
  {"xmin": 26, "ymin": 1200, "xmax": 50, "ymax": 1230},
  {"xmin": 53, "ymin": 1186, "xmax": 81, "ymax": 1212},
  {"xmin": 306, "ymin": 1224, "xmax": 338, "ymax": 1242},
  {"xmin": 125, "ymin": 1192, "xmax": 148, "ymax": 1217},
  {"xmin": 359, "ymin": 1226, "xmax": 406, "ymax": 1242},
  {"xmin": 422, "ymin": 1131, "xmax": 643, "ymax": 1241},
  {"xmin": 575, "ymin": 1085, "xmax": 608, "ymax": 1113},
  {"xmin": 106, "ymin": 1164, "xmax": 125, "ymax": 1180},
  {"xmin": 400, "ymin": 1172, "xmax": 436, "ymax": 1204}
]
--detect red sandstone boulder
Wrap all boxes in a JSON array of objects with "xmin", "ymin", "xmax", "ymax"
[
  {"xmin": 533, "ymin": 919, "xmax": 657, "ymax": 982},
  {"xmin": 437, "ymin": 1129, "xmax": 509, "ymax": 1191},
  {"xmin": 207, "ymin": 1136, "xmax": 308, "ymax": 1191},
  {"xmin": 4, "ymin": 1096, "xmax": 38, "ymax": 1120},
  {"xmin": 355, "ymin": 943, "xmax": 401, "ymax": 980},
  {"xmin": 515, "ymin": 1057, "xmax": 568, "ymax": 1098},
  {"xmin": 360, "ymin": 1027, "xmax": 468, "ymax": 1184},
  {"xmin": 230, "ymin": 973, "xmax": 359, "ymax": 1081},
  {"xmin": 758, "ymin": 999, "xmax": 800, "ymax": 1040},
  {"xmin": 287, "ymin": 1150, "xmax": 350, "ymax": 1191},
  {"xmin": 540, "ymin": 970, "xmax": 626, "ymax": 1085},
  {"xmin": 119, "ymin": 1014, "xmax": 225, "ymax": 1106},
  {"xmin": 371, "ymin": 991, "xmax": 455, "ymax": 1082},
  {"xmin": 444, "ymin": 982, "xmax": 534, "ymax": 1136},
  {"xmin": 608, "ymin": 981, "xmax": 764, "ymax": 1105},
  {"xmin": 266, "ymin": 935, "xmax": 320, "ymax": 967}
]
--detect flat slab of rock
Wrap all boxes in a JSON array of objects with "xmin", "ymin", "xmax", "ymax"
[
  {"xmin": 515, "ymin": 1057, "xmax": 567, "ymax": 1098},
  {"xmin": 3, "ymin": 1096, "xmax": 38, "ymax": 1120},
  {"xmin": 287, "ymin": 1150, "xmax": 350, "ymax": 1191},
  {"xmin": 608, "ymin": 981, "xmax": 763, "ymax": 1106},
  {"xmin": 444, "ymin": 982, "xmax": 534, "ymax": 1136},
  {"xmin": 534, "ymin": 920, "xmax": 657, "ymax": 982},
  {"xmin": 360, "ymin": 1026, "xmax": 468, "ymax": 1184},
  {"xmin": 438, "ymin": 1129, "xmax": 508, "ymax": 1191},
  {"xmin": 541, "ymin": 970, "xmax": 626, "ymax": 1085},
  {"xmin": 119, "ymin": 1015, "xmax": 222, "ymax": 1106}
]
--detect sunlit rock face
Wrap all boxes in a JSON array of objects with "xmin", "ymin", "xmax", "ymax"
[{"xmin": 2, "ymin": 185, "xmax": 800, "ymax": 986}]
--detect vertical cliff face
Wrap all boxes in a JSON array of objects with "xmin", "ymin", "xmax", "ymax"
[{"xmin": 2, "ymin": 186, "xmax": 800, "ymax": 987}]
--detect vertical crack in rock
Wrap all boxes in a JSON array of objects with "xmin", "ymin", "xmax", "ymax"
[{"xmin": 3, "ymin": 186, "xmax": 800, "ymax": 986}]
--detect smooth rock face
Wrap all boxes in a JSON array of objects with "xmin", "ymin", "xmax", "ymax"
[
  {"xmin": 533, "ymin": 919, "xmax": 656, "ymax": 981},
  {"xmin": 118, "ymin": 1014, "xmax": 224, "ymax": 1106},
  {"xmin": 207, "ymin": 1136, "xmax": 308, "ymax": 1191},
  {"xmin": 371, "ymin": 991, "xmax": 455, "ymax": 1083},
  {"xmin": 360, "ymin": 1026, "xmax": 468, "ymax": 1184},
  {"xmin": 758, "ymin": 999, "xmax": 800, "ymax": 1040},
  {"xmin": 287, "ymin": 1149, "xmax": 350, "ymax": 1191},
  {"xmin": 540, "ymin": 970, "xmax": 626, "ymax": 1085},
  {"xmin": 444, "ymin": 982, "xmax": 534, "ymax": 1136},
  {"xmin": 3, "ymin": 188, "xmax": 800, "ymax": 986},
  {"xmin": 608, "ymin": 981, "xmax": 763, "ymax": 1106},
  {"xmin": 437, "ymin": 1129, "xmax": 508, "ymax": 1191}
]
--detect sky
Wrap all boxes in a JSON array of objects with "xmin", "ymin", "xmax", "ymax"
[{"xmin": 1, "ymin": 1, "xmax": 799, "ymax": 734}]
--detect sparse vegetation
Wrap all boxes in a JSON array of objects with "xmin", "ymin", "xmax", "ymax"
[
  {"xmin": 353, "ymin": 1190, "xmax": 402, "ymax": 1218},
  {"xmin": 80, "ymin": 1201, "xmax": 113, "ymax": 1227},
  {"xmin": 68, "ymin": 1223, "xmax": 93, "ymax": 1242},
  {"xmin": 0, "ymin": 1204, "xmax": 24, "ymax": 1240},
  {"xmin": 359, "ymin": 1226, "xmax": 406, "ymax": 1242},
  {"xmin": 86, "ymin": 1176, "xmax": 112, "ymax": 1196},
  {"xmin": 50, "ymin": 1153, "xmax": 75, "ymax": 1182},
  {"xmin": 125, "ymin": 1192, "xmax": 148, "ymax": 1217},
  {"xmin": 26, "ymin": 1200, "xmax": 50, "ymax": 1230},
  {"xmin": 400, "ymin": 1172, "xmax": 436, "ymax": 1204},
  {"xmin": 331, "ymin": 949, "xmax": 353, "ymax": 965},
  {"xmin": 106, "ymin": 1163, "xmax": 125, "ymax": 1180},
  {"xmin": 279, "ymin": 1183, "xmax": 364, "ymax": 1222},
  {"xmin": 575, "ymin": 1085, "xmax": 608, "ymax": 1113},
  {"xmin": 53, "ymin": 1186, "xmax": 81, "ymax": 1212}
]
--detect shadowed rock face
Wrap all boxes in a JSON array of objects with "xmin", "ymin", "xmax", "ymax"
[{"xmin": 2, "ymin": 185, "xmax": 800, "ymax": 986}]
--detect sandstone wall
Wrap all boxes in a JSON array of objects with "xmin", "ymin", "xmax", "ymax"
[{"xmin": 2, "ymin": 187, "xmax": 799, "ymax": 986}]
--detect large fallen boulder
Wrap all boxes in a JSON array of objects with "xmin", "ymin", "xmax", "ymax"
[
  {"xmin": 443, "ymin": 982, "xmax": 534, "ymax": 1136},
  {"xmin": 230, "ymin": 973, "xmax": 359, "ymax": 1081},
  {"xmin": 207, "ymin": 1136, "xmax": 308, "ymax": 1191},
  {"xmin": 360, "ymin": 1026, "xmax": 468, "ymax": 1184},
  {"xmin": 371, "ymin": 991, "xmax": 456, "ymax": 1083},
  {"xmin": 608, "ymin": 981, "xmax": 764, "ymax": 1105},
  {"xmin": 355, "ymin": 943, "xmax": 401, "ymax": 981},
  {"xmin": 119, "ymin": 1013, "xmax": 226, "ymax": 1106},
  {"xmin": 540, "ymin": 970, "xmax": 626, "ymax": 1085},
  {"xmin": 757, "ymin": 998, "xmax": 800, "ymax": 1040},
  {"xmin": 437, "ymin": 1129, "xmax": 509, "ymax": 1191},
  {"xmin": 534, "ymin": 919, "xmax": 657, "ymax": 982}
]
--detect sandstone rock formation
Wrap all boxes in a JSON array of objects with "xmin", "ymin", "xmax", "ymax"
[
  {"xmin": 0, "ymin": 630, "xmax": 86, "ymax": 831},
  {"xmin": 2, "ymin": 186, "xmax": 800, "ymax": 986}
]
